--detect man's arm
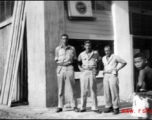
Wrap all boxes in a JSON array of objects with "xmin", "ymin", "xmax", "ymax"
[
  {"xmin": 96, "ymin": 60, "xmax": 101, "ymax": 75},
  {"xmin": 54, "ymin": 47, "xmax": 58, "ymax": 62},
  {"xmin": 96, "ymin": 52, "xmax": 102, "ymax": 75},
  {"xmin": 77, "ymin": 54, "xmax": 84, "ymax": 72},
  {"xmin": 136, "ymin": 70, "xmax": 145, "ymax": 92},
  {"xmin": 78, "ymin": 61, "xmax": 84, "ymax": 72},
  {"xmin": 71, "ymin": 47, "xmax": 78, "ymax": 66},
  {"xmin": 116, "ymin": 56, "xmax": 127, "ymax": 72},
  {"xmin": 54, "ymin": 47, "xmax": 65, "ymax": 66},
  {"xmin": 117, "ymin": 62, "xmax": 127, "ymax": 72}
]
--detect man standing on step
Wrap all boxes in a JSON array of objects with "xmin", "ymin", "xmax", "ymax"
[
  {"xmin": 54, "ymin": 34, "xmax": 79, "ymax": 113},
  {"xmin": 77, "ymin": 40, "xmax": 102, "ymax": 113},
  {"xmin": 102, "ymin": 45, "xmax": 127, "ymax": 114}
]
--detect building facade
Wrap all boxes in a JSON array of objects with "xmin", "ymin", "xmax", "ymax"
[{"xmin": 0, "ymin": 1, "xmax": 151, "ymax": 108}]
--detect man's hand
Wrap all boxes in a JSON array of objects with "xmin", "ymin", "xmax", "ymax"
[
  {"xmin": 57, "ymin": 61, "xmax": 71, "ymax": 66},
  {"xmin": 63, "ymin": 61, "xmax": 71, "ymax": 66},
  {"xmin": 79, "ymin": 68, "xmax": 84, "ymax": 72},
  {"xmin": 112, "ymin": 69, "xmax": 118, "ymax": 75},
  {"xmin": 57, "ymin": 61, "xmax": 64, "ymax": 66},
  {"xmin": 95, "ymin": 69, "xmax": 100, "ymax": 76}
]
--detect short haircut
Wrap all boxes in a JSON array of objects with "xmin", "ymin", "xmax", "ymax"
[
  {"xmin": 104, "ymin": 45, "xmax": 111, "ymax": 50},
  {"xmin": 134, "ymin": 53, "xmax": 146, "ymax": 59},
  {"xmin": 61, "ymin": 34, "xmax": 68, "ymax": 39},
  {"xmin": 84, "ymin": 40, "xmax": 92, "ymax": 45}
]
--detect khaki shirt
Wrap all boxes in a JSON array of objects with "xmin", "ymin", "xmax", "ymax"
[
  {"xmin": 55, "ymin": 45, "xmax": 76, "ymax": 74},
  {"xmin": 55, "ymin": 45, "xmax": 77, "ymax": 64},
  {"xmin": 78, "ymin": 50, "xmax": 101, "ymax": 69},
  {"xmin": 102, "ymin": 54, "xmax": 126, "ymax": 71}
]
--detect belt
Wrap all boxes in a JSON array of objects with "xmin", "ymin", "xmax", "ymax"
[
  {"xmin": 104, "ymin": 72, "xmax": 112, "ymax": 74},
  {"xmin": 83, "ymin": 67, "xmax": 96, "ymax": 71},
  {"xmin": 58, "ymin": 63, "xmax": 73, "ymax": 67}
]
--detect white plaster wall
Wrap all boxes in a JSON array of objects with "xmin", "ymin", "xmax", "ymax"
[
  {"xmin": 112, "ymin": 1, "xmax": 134, "ymax": 100},
  {"xmin": 26, "ymin": 1, "xmax": 46, "ymax": 107}
]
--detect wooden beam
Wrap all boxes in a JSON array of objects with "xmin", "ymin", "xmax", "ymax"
[
  {"xmin": 8, "ymin": 4, "xmax": 26, "ymax": 107},
  {"xmin": 3, "ymin": 1, "xmax": 24, "ymax": 105},
  {"xmin": 0, "ymin": 1, "xmax": 18, "ymax": 104}
]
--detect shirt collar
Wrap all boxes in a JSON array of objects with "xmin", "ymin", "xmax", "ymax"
[
  {"xmin": 85, "ymin": 50, "xmax": 94, "ymax": 60},
  {"xmin": 108, "ymin": 54, "xmax": 114, "ymax": 59},
  {"xmin": 85, "ymin": 50, "xmax": 94, "ymax": 54},
  {"xmin": 60, "ymin": 45, "xmax": 70, "ymax": 49},
  {"xmin": 105, "ymin": 54, "xmax": 114, "ymax": 64}
]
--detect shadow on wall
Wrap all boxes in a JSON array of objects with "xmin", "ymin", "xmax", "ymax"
[{"xmin": 64, "ymin": 78, "xmax": 104, "ymax": 104}]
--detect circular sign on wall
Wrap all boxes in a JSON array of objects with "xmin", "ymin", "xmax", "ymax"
[{"xmin": 75, "ymin": 1, "xmax": 87, "ymax": 14}]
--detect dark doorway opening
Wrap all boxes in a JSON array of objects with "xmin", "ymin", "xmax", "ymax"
[
  {"xmin": 11, "ymin": 20, "xmax": 28, "ymax": 107},
  {"xmin": 133, "ymin": 37, "xmax": 152, "ymax": 91}
]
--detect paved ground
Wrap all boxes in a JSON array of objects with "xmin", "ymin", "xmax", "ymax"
[{"xmin": 0, "ymin": 96, "xmax": 139, "ymax": 119}]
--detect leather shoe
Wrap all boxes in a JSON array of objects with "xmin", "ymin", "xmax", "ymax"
[
  {"xmin": 104, "ymin": 106, "xmax": 113, "ymax": 113},
  {"xmin": 93, "ymin": 109, "xmax": 102, "ymax": 114},
  {"xmin": 73, "ymin": 107, "xmax": 79, "ymax": 112},
  {"xmin": 113, "ymin": 108, "xmax": 119, "ymax": 114},
  {"xmin": 56, "ymin": 108, "xmax": 62, "ymax": 113},
  {"xmin": 79, "ymin": 109, "xmax": 86, "ymax": 112}
]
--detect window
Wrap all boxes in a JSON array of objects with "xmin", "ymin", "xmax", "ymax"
[
  {"xmin": 129, "ymin": 1, "xmax": 152, "ymax": 36},
  {"xmin": 0, "ymin": 1, "xmax": 14, "ymax": 23},
  {"xmin": 64, "ymin": 1, "xmax": 112, "ymax": 11},
  {"xmin": 129, "ymin": 1, "xmax": 152, "ymax": 11},
  {"xmin": 129, "ymin": 12, "xmax": 152, "ymax": 36},
  {"xmin": 91, "ymin": 1, "xmax": 112, "ymax": 11}
]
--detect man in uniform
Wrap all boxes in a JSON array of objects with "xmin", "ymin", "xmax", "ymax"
[
  {"xmin": 102, "ymin": 45, "xmax": 127, "ymax": 114},
  {"xmin": 54, "ymin": 34, "xmax": 79, "ymax": 113},
  {"xmin": 78, "ymin": 40, "xmax": 102, "ymax": 113}
]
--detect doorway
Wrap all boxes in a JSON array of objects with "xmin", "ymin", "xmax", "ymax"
[{"xmin": 11, "ymin": 21, "xmax": 28, "ymax": 106}]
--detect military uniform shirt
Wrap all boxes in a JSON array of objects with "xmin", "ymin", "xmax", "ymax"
[
  {"xmin": 55, "ymin": 45, "xmax": 77, "ymax": 64},
  {"xmin": 78, "ymin": 50, "xmax": 101, "ymax": 69}
]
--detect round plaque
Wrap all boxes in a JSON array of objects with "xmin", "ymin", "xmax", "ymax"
[{"xmin": 75, "ymin": 2, "xmax": 87, "ymax": 14}]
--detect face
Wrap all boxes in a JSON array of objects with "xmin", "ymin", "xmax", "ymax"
[
  {"xmin": 134, "ymin": 57, "xmax": 146, "ymax": 70},
  {"xmin": 61, "ymin": 36, "xmax": 68, "ymax": 45},
  {"xmin": 84, "ymin": 43, "xmax": 92, "ymax": 52},
  {"xmin": 104, "ymin": 47, "xmax": 111, "ymax": 57}
]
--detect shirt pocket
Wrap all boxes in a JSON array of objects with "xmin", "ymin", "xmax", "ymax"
[
  {"xmin": 58, "ymin": 52, "xmax": 64, "ymax": 56},
  {"xmin": 64, "ymin": 54, "xmax": 73, "ymax": 62},
  {"xmin": 82, "ymin": 56, "xmax": 87, "ymax": 61}
]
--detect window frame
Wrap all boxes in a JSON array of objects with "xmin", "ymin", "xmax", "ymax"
[{"xmin": 0, "ymin": 1, "xmax": 14, "ymax": 28}]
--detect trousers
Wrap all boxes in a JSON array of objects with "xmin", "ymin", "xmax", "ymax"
[
  {"xmin": 103, "ymin": 74, "xmax": 119, "ymax": 109},
  {"xmin": 80, "ymin": 70, "xmax": 98, "ymax": 110},
  {"xmin": 57, "ymin": 65, "xmax": 77, "ymax": 108}
]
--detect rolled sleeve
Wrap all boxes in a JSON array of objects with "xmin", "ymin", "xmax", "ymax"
[{"xmin": 116, "ymin": 56, "xmax": 126, "ymax": 64}]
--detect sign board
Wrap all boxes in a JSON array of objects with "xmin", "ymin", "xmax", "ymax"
[{"xmin": 67, "ymin": 1, "xmax": 95, "ymax": 20}]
